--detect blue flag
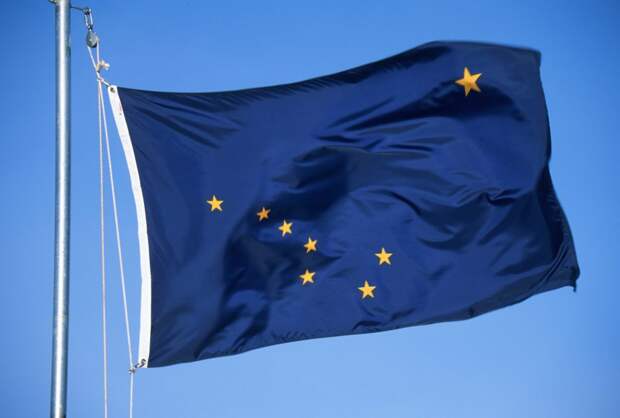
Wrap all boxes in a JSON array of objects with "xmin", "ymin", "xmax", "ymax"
[{"xmin": 109, "ymin": 41, "xmax": 579, "ymax": 368}]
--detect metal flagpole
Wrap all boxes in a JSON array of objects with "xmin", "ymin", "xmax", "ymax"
[{"xmin": 50, "ymin": 0, "xmax": 71, "ymax": 417}]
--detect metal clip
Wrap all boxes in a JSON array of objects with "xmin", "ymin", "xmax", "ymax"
[
  {"xmin": 70, "ymin": 5, "xmax": 99, "ymax": 48},
  {"xmin": 128, "ymin": 359, "xmax": 147, "ymax": 374}
]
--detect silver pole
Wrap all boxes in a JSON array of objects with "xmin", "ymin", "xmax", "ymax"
[{"xmin": 51, "ymin": 0, "xmax": 71, "ymax": 417}]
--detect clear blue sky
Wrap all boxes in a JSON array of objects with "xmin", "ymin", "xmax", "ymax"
[{"xmin": 1, "ymin": 1, "xmax": 618, "ymax": 417}]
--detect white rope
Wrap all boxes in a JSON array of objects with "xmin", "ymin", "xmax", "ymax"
[
  {"xmin": 97, "ymin": 78, "xmax": 137, "ymax": 418},
  {"xmin": 88, "ymin": 45, "xmax": 110, "ymax": 86},
  {"xmin": 98, "ymin": 67, "xmax": 110, "ymax": 418},
  {"xmin": 91, "ymin": 36, "xmax": 136, "ymax": 418}
]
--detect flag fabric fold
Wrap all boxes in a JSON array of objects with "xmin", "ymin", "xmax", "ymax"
[{"xmin": 109, "ymin": 41, "xmax": 579, "ymax": 368}]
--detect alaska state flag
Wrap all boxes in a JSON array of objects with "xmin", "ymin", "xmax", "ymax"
[{"xmin": 108, "ymin": 41, "xmax": 579, "ymax": 368}]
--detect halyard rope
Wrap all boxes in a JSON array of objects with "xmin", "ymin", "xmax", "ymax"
[
  {"xmin": 97, "ymin": 51, "xmax": 110, "ymax": 418},
  {"xmin": 97, "ymin": 75, "xmax": 137, "ymax": 418},
  {"xmin": 84, "ymin": 5, "xmax": 137, "ymax": 418}
]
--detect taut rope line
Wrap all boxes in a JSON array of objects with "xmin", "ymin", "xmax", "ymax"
[{"xmin": 75, "ymin": 5, "xmax": 137, "ymax": 418}]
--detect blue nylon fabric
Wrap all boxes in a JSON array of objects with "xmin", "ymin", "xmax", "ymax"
[{"xmin": 117, "ymin": 41, "xmax": 579, "ymax": 367}]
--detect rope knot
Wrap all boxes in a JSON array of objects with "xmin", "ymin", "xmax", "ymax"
[{"xmin": 96, "ymin": 59, "xmax": 110, "ymax": 73}]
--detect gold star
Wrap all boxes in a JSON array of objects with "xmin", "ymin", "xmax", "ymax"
[
  {"xmin": 375, "ymin": 247, "xmax": 393, "ymax": 265},
  {"xmin": 304, "ymin": 237, "xmax": 317, "ymax": 253},
  {"xmin": 278, "ymin": 220, "xmax": 293, "ymax": 237},
  {"xmin": 299, "ymin": 269, "xmax": 316, "ymax": 285},
  {"xmin": 206, "ymin": 195, "xmax": 223, "ymax": 212},
  {"xmin": 257, "ymin": 207, "xmax": 270, "ymax": 221},
  {"xmin": 358, "ymin": 280, "xmax": 376, "ymax": 299},
  {"xmin": 455, "ymin": 67, "xmax": 482, "ymax": 96}
]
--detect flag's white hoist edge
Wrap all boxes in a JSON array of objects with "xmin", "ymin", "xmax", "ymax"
[{"xmin": 108, "ymin": 86, "xmax": 152, "ymax": 370}]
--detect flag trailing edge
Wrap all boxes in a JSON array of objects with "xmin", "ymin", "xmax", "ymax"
[{"xmin": 108, "ymin": 41, "xmax": 579, "ymax": 368}]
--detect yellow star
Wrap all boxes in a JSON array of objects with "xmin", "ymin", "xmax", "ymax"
[
  {"xmin": 278, "ymin": 220, "xmax": 293, "ymax": 237},
  {"xmin": 206, "ymin": 195, "xmax": 223, "ymax": 212},
  {"xmin": 358, "ymin": 280, "xmax": 376, "ymax": 299},
  {"xmin": 375, "ymin": 247, "xmax": 393, "ymax": 265},
  {"xmin": 304, "ymin": 237, "xmax": 317, "ymax": 253},
  {"xmin": 256, "ymin": 207, "xmax": 270, "ymax": 221},
  {"xmin": 299, "ymin": 269, "xmax": 316, "ymax": 285},
  {"xmin": 455, "ymin": 67, "xmax": 482, "ymax": 96}
]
